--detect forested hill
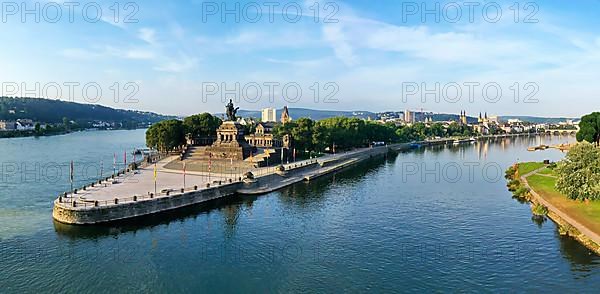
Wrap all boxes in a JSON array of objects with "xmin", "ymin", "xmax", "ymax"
[{"xmin": 0, "ymin": 97, "xmax": 173, "ymax": 124}]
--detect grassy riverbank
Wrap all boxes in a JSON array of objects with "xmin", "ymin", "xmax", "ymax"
[
  {"xmin": 522, "ymin": 164, "xmax": 600, "ymax": 234},
  {"xmin": 507, "ymin": 161, "xmax": 600, "ymax": 254}
]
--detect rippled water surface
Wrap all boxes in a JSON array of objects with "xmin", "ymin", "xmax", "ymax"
[{"xmin": 1, "ymin": 130, "xmax": 598, "ymax": 292}]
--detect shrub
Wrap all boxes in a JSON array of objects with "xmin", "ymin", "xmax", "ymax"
[
  {"xmin": 532, "ymin": 203, "xmax": 549, "ymax": 216},
  {"xmin": 507, "ymin": 179, "xmax": 521, "ymax": 191},
  {"xmin": 505, "ymin": 166, "xmax": 516, "ymax": 180},
  {"xmin": 514, "ymin": 186, "xmax": 530, "ymax": 198}
]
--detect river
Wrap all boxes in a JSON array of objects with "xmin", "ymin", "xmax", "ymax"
[{"xmin": 1, "ymin": 130, "xmax": 597, "ymax": 292}]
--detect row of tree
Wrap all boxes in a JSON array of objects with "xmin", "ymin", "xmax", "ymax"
[
  {"xmin": 145, "ymin": 113, "xmax": 222, "ymax": 152},
  {"xmin": 272, "ymin": 117, "xmax": 475, "ymax": 153},
  {"xmin": 145, "ymin": 113, "xmax": 477, "ymax": 153}
]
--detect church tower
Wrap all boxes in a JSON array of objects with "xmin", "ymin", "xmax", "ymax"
[
  {"xmin": 280, "ymin": 106, "xmax": 292, "ymax": 124},
  {"xmin": 459, "ymin": 111, "xmax": 468, "ymax": 125}
]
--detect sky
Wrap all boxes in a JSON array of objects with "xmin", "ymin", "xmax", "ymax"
[{"xmin": 1, "ymin": 0, "xmax": 600, "ymax": 117}]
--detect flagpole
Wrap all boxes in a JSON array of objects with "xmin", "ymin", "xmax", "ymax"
[
  {"xmin": 154, "ymin": 162, "xmax": 157, "ymax": 195},
  {"xmin": 70, "ymin": 160, "xmax": 74, "ymax": 197},
  {"xmin": 183, "ymin": 161, "xmax": 186, "ymax": 188}
]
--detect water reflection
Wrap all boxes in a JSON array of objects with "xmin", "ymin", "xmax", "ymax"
[
  {"xmin": 51, "ymin": 134, "xmax": 600, "ymax": 277},
  {"xmin": 531, "ymin": 215, "xmax": 547, "ymax": 228},
  {"xmin": 53, "ymin": 196, "xmax": 245, "ymax": 239},
  {"xmin": 557, "ymin": 230, "xmax": 600, "ymax": 275},
  {"xmin": 54, "ymin": 156, "xmax": 391, "ymax": 240}
]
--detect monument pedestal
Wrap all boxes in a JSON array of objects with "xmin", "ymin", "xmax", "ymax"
[{"xmin": 205, "ymin": 121, "xmax": 252, "ymax": 160}]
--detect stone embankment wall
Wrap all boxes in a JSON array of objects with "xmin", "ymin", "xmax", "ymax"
[
  {"xmin": 53, "ymin": 182, "xmax": 242, "ymax": 225},
  {"xmin": 53, "ymin": 145, "xmax": 395, "ymax": 225}
]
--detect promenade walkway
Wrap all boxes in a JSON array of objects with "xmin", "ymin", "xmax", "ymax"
[{"xmin": 60, "ymin": 146, "xmax": 377, "ymax": 207}]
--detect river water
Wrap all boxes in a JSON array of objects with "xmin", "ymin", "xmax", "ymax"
[{"xmin": 0, "ymin": 130, "xmax": 597, "ymax": 292}]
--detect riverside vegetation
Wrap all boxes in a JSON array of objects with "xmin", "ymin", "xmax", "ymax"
[
  {"xmin": 146, "ymin": 113, "xmax": 477, "ymax": 153},
  {"xmin": 506, "ymin": 144, "xmax": 600, "ymax": 254}
]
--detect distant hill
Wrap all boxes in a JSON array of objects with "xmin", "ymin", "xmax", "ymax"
[
  {"xmin": 222, "ymin": 108, "xmax": 577, "ymax": 124},
  {"xmin": 0, "ymin": 97, "xmax": 174, "ymax": 125},
  {"xmin": 498, "ymin": 116, "xmax": 578, "ymax": 124},
  {"xmin": 219, "ymin": 108, "xmax": 376, "ymax": 121}
]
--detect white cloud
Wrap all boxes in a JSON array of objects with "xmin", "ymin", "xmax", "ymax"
[
  {"xmin": 101, "ymin": 16, "xmax": 127, "ymax": 29},
  {"xmin": 153, "ymin": 55, "xmax": 198, "ymax": 73},
  {"xmin": 138, "ymin": 28, "xmax": 158, "ymax": 45},
  {"xmin": 60, "ymin": 46, "xmax": 156, "ymax": 60},
  {"xmin": 322, "ymin": 24, "xmax": 358, "ymax": 66}
]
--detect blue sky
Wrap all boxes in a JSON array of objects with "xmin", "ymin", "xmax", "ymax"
[{"xmin": 1, "ymin": 0, "xmax": 600, "ymax": 117}]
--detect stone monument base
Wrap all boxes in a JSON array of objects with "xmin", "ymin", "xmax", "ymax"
[{"xmin": 204, "ymin": 121, "xmax": 253, "ymax": 160}]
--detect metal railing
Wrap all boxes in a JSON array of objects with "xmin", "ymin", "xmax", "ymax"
[
  {"xmin": 57, "ymin": 178, "xmax": 242, "ymax": 209},
  {"xmin": 55, "ymin": 157, "xmax": 321, "ymax": 209}
]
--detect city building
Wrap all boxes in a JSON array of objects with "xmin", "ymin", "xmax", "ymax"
[
  {"xmin": 488, "ymin": 116, "xmax": 499, "ymax": 124},
  {"xmin": 458, "ymin": 110, "xmax": 468, "ymax": 125},
  {"xmin": 280, "ymin": 106, "xmax": 292, "ymax": 124},
  {"xmin": 0, "ymin": 120, "xmax": 17, "ymax": 131},
  {"xmin": 262, "ymin": 108, "xmax": 277, "ymax": 122},
  {"xmin": 244, "ymin": 122, "xmax": 282, "ymax": 147},
  {"xmin": 404, "ymin": 110, "xmax": 415, "ymax": 124},
  {"xmin": 474, "ymin": 112, "xmax": 490, "ymax": 135}
]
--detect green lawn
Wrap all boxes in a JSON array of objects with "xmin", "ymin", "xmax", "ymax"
[
  {"xmin": 537, "ymin": 167, "xmax": 555, "ymax": 175},
  {"xmin": 518, "ymin": 162, "xmax": 546, "ymax": 176},
  {"xmin": 527, "ymin": 172, "xmax": 600, "ymax": 234}
]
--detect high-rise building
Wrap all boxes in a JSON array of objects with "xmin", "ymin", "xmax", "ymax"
[
  {"xmin": 261, "ymin": 108, "xmax": 277, "ymax": 122},
  {"xmin": 404, "ymin": 110, "xmax": 414, "ymax": 123}
]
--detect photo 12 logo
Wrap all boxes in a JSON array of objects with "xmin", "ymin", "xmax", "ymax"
[
  {"xmin": 1, "ymin": 82, "xmax": 140, "ymax": 104},
  {"xmin": 0, "ymin": 161, "xmax": 138, "ymax": 185},
  {"xmin": 201, "ymin": 81, "xmax": 339, "ymax": 104},
  {"xmin": 400, "ymin": 161, "xmax": 504, "ymax": 184},
  {"xmin": 400, "ymin": 1, "xmax": 539, "ymax": 23},
  {"xmin": 401, "ymin": 82, "xmax": 539, "ymax": 104},
  {"xmin": 1, "ymin": 2, "xmax": 139, "ymax": 24},
  {"xmin": 200, "ymin": 1, "xmax": 339, "ymax": 23}
]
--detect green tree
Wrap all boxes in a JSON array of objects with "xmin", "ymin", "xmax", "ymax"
[
  {"xmin": 62, "ymin": 117, "xmax": 69, "ymax": 130},
  {"xmin": 395, "ymin": 125, "xmax": 424, "ymax": 142},
  {"xmin": 291, "ymin": 118, "xmax": 314, "ymax": 152},
  {"xmin": 183, "ymin": 113, "xmax": 221, "ymax": 140},
  {"xmin": 146, "ymin": 119, "xmax": 186, "ymax": 152},
  {"xmin": 555, "ymin": 142, "xmax": 600, "ymax": 200},
  {"xmin": 430, "ymin": 123, "xmax": 445, "ymax": 137},
  {"xmin": 272, "ymin": 121, "xmax": 297, "ymax": 139},
  {"xmin": 576, "ymin": 112, "xmax": 600, "ymax": 145}
]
